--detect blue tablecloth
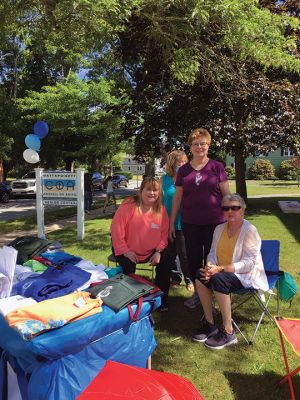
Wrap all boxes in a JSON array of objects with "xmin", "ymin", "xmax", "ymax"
[{"xmin": 0, "ymin": 297, "xmax": 160, "ymax": 400}]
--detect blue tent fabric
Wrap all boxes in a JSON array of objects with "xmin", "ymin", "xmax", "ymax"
[{"xmin": 0, "ymin": 297, "xmax": 160, "ymax": 400}]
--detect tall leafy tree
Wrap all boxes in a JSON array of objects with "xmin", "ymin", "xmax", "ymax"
[
  {"xmin": 17, "ymin": 73, "xmax": 130, "ymax": 170},
  {"xmin": 0, "ymin": 0, "xmax": 141, "ymax": 176},
  {"xmin": 115, "ymin": 0, "xmax": 300, "ymax": 199}
]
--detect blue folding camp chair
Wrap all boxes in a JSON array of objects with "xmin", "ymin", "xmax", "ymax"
[{"xmin": 231, "ymin": 240, "xmax": 281, "ymax": 345}]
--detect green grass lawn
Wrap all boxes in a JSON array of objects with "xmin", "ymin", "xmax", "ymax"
[
  {"xmin": 44, "ymin": 197, "xmax": 300, "ymax": 400},
  {"xmin": 2, "ymin": 184, "xmax": 300, "ymax": 399},
  {"xmin": 230, "ymin": 179, "xmax": 300, "ymax": 196}
]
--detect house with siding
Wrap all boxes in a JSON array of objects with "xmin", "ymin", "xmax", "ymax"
[
  {"xmin": 225, "ymin": 148, "xmax": 297, "ymax": 176},
  {"xmin": 122, "ymin": 155, "xmax": 164, "ymax": 175}
]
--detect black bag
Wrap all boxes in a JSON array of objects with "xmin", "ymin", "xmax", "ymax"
[
  {"xmin": 87, "ymin": 273, "xmax": 154, "ymax": 311},
  {"xmin": 8, "ymin": 236, "xmax": 52, "ymax": 265}
]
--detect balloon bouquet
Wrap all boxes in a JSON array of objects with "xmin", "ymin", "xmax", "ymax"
[{"xmin": 23, "ymin": 121, "xmax": 49, "ymax": 164}]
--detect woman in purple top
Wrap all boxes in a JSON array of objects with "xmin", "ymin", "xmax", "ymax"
[{"xmin": 169, "ymin": 128, "xmax": 230, "ymax": 307}]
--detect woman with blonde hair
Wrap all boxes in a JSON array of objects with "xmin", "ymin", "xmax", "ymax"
[
  {"xmin": 162, "ymin": 150, "xmax": 193, "ymax": 291},
  {"xmin": 169, "ymin": 128, "xmax": 230, "ymax": 308},
  {"xmin": 111, "ymin": 177, "xmax": 172, "ymax": 311}
]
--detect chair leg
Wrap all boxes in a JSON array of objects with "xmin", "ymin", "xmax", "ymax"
[
  {"xmin": 278, "ymin": 329, "xmax": 297, "ymax": 400},
  {"xmin": 249, "ymin": 293, "xmax": 276, "ymax": 344},
  {"xmin": 231, "ymin": 292, "xmax": 276, "ymax": 345},
  {"xmin": 231, "ymin": 318, "xmax": 250, "ymax": 345},
  {"xmin": 146, "ymin": 355, "xmax": 152, "ymax": 370}
]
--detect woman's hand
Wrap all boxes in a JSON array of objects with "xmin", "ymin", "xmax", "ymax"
[
  {"xmin": 169, "ymin": 224, "xmax": 176, "ymax": 242},
  {"xmin": 200, "ymin": 262, "xmax": 221, "ymax": 281},
  {"xmin": 124, "ymin": 251, "xmax": 138, "ymax": 264},
  {"xmin": 206, "ymin": 264, "xmax": 221, "ymax": 277},
  {"xmin": 149, "ymin": 251, "xmax": 161, "ymax": 266}
]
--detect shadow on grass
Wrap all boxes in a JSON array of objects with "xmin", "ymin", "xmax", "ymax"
[
  {"xmin": 49, "ymin": 227, "xmax": 111, "ymax": 251},
  {"xmin": 224, "ymin": 371, "xmax": 300, "ymax": 400},
  {"xmin": 247, "ymin": 197, "xmax": 300, "ymax": 244},
  {"xmin": 259, "ymin": 182, "xmax": 300, "ymax": 187},
  {"xmin": 154, "ymin": 292, "xmax": 275, "ymax": 341}
]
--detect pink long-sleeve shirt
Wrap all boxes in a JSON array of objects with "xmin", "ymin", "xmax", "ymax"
[{"xmin": 111, "ymin": 200, "xmax": 169, "ymax": 261}]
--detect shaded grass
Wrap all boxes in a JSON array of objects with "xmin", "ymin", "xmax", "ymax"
[
  {"xmin": 3, "ymin": 194, "xmax": 300, "ymax": 399},
  {"xmin": 0, "ymin": 199, "xmax": 106, "ymax": 234},
  {"xmin": 42, "ymin": 196, "xmax": 300, "ymax": 400}
]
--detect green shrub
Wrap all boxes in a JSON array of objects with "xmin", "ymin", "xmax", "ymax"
[
  {"xmin": 225, "ymin": 166, "xmax": 235, "ymax": 179},
  {"xmin": 278, "ymin": 160, "xmax": 298, "ymax": 180},
  {"xmin": 248, "ymin": 159, "xmax": 276, "ymax": 180}
]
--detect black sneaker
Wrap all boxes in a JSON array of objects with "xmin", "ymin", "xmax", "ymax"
[
  {"xmin": 192, "ymin": 321, "xmax": 219, "ymax": 343},
  {"xmin": 205, "ymin": 329, "xmax": 237, "ymax": 350}
]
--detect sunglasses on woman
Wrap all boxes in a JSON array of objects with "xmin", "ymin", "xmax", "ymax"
[{"xmin": 221, "ymin": 205, "xmax": 242, "ymax": 211}]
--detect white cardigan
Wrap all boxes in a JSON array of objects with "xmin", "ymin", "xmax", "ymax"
[{"xmin": 207, "ymin": 220, "xmax": 268, "ymax": 291}]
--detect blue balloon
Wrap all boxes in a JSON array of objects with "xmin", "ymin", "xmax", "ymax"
[
  {"xmin": 33, "ymin": 120, "xmax": 49, "ymax": 138},
  {"xmin": 25, "ymin": 133, "xmax": 41, "ymax": 151}
]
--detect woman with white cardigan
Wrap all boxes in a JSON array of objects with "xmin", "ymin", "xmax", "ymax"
[{"xmin": 193, "ymin": 193, "xmax": 268, "ymax": 350}]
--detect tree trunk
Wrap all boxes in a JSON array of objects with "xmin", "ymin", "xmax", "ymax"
[
  {"xmin": 145, "ymin": 159, "xmax": 155, "ymax": 177},
  {"xmin": 65, "ymin": 159, "xmax": 74, "ymax": 171},
  {"xmin": 0, "ymin": 159, "xmax": 4, "ymax": 182},
  {"xmin": 235, "ymin": 149, "xmax": 248, "ymax": 203}
]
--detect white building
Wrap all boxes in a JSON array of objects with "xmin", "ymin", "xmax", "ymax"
[{"xmin": 122, "ymin": 155, "xmax": 165, "ymax": 176}]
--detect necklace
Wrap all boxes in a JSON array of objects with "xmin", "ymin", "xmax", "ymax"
[
  {"xmin": 190, "ymin": 158, "xmax": 209, "ymax": 171},
  {"xmin": 140, "ymin": 204, "xmax": 152, "ymax": 214}
]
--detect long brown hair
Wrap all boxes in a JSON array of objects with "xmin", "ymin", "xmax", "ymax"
[
  {"xmin": 165, "ymin": 150, "xmax": 188, "ymax": 177},
  {"xmin": 124, "ymin": 177, "xmax": 163, "ymax": 214}
]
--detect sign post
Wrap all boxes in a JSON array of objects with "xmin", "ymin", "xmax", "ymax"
[
  {"xmin": 76, "ymin": 168, "xmax": 84, "ymax": 240},
  {"xmin": 36, "ymin": 168, "xmax": 45, "ymax": 239},
  {"xmin": 35, "ymin": 168, "xmax": 85, "ymax": 240}
]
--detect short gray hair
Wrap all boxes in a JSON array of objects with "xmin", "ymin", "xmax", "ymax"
[{"xmin": 221, "ymin": 193, "xmax": 246, "ymax": 209}]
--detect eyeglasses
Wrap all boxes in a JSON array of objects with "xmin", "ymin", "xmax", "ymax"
[
  {"xmin": 191, "ymin": 142, "xmax": 209, "ymax": 147},
  {"xmin": 221, "ymin": 205, "xmax": 242, "ymax": 212}
]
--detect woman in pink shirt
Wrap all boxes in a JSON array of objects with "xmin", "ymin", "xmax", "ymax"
[{"xmin": 111, "ymin": 177, "xmax": 171, "ymax": 311}]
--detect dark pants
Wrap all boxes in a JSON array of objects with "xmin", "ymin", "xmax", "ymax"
[
  {"xmin": 112, "ymin": 248, "xmax": 172, "ymax": 307},
  {"xmin": 181, "ymin": 222, "xmax": 217, "ymax": 282},
  {"xmin": 84, "ymin": 191, "xmax": 92, "ymax": 211},
  {"xmin": 197, "ymin": 272, "xmax": 244, "ymax": 295},
  {"xmin": 168, "ymin": 230, "xmax": 191, "ymax": 285}
]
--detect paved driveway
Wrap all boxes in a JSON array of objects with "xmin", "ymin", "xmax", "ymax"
[{"xmin": 0, "ymin": 184, "xmax": 137, "ymax": 221}]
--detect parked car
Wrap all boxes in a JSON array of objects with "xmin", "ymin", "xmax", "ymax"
[
  {"xmin": 11, "ymin": 171, "xmax": 36, "ymax": 197},
  {"xmin": 0, "ymin": 182, "xmax": 12, "ymax": 203},
  {"xmin": 112, "ymin": 174, "xmax": 129, "ymax": 188},
  {"xmin": 89, "ymin": 172, "xmax": 105, "ymax": 191}
]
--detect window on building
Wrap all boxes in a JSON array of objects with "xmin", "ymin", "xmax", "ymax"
[{"xmin": 282, "ymin": 148, "xmax": 295, "ymax": 157}]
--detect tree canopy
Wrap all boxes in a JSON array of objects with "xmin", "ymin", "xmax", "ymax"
[{"xmin": 0, "ymin": 0, "xmax": 300, "ymax": 190}]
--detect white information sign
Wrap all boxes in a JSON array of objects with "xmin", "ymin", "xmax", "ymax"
[
  {"xmin": 43, "ymin": 199, "xmax": 77, "ymax": 206},
  {"xmin": 42, "ymin": 172, "xmax": 77, "ymax": 198},
  {"xmin": 35, "ymin": 168, "xmax": 84, "ymax": 240}
]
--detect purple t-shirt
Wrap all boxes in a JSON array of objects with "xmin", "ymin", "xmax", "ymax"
[{"xmin": 176, "ymin": 160, "xmax": 228, "ymax": 225}]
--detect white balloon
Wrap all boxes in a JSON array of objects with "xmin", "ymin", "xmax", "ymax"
[{"xmin": 23, "ymin": 148, "xmax": 40, "ymax": 164}]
